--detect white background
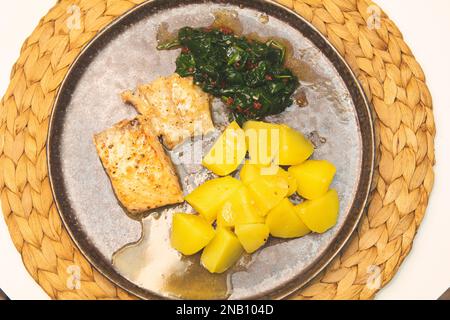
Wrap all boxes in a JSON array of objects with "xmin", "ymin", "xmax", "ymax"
[{"xmin": 0, "ymin": 0, "xmax": 449, "ymax": 300}]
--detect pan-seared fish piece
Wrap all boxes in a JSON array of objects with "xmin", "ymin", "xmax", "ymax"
[
  {"xmin": 94, "ymin": 116, "xmax": 183, "ymax": 215},
  {"xmin": 121, "ymin": 74, "xmax": 214, "ymax": 149}
]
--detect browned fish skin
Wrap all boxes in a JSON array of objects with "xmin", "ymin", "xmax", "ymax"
[
  {"xmin": 122, "ymin": 74, "xmax": 214, "ymax": 149},
  {"xmin": 93, "ymin": 116, "xmax": 183, "ymax": 214}
]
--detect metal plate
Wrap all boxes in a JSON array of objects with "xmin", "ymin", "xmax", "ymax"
[{"xmin": 47, "ymin": 0, "xmax": 374, "ymax": 300}]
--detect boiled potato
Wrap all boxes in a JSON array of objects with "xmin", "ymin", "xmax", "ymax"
[
  {"xmin": 203, "ymin": 121, "xmax": 247, "ymax": 176},
  {"xmin": 201, "ymin": 228, "xmax": 244, "ymax": 273},
  {"xmin": 217, "ymin": 185, "xmax": 264, "ymax": 228},
  {"xmin": 288, "ymin": 160, "xmax": 336, "ymax": 200},
  {"xmin": 185, "ymin": 176, "xmax": 242, "ymax": 223},
  {"xmin": 295, "ymin": 189, "xmax": 339, "ymax": 233},
  {"xmin": 278, "ymin": 167, "xmax": 297, "ymax": 196},
  {"xmin": 235, "ymin": 224, "xmax": 270, "ymax": 253},
  {"xmin": 247, "ymin": 175, "xmax": 289, "ymax": 215},
  {"xmin": 277, "ymin": 124, "xmax": 314, "ymax": 166},
  {"xmin": 171, "ymin": 213, "xmax": 215, "ymax": 255},
  {"xmin": 266, "ymin": 198, "xmax": 310, "ymax": 238},
  {"xmin": 216, "ymin": 201, "xmax": 235, "ymax": 228},
  {"xmin": 239, "ymin": 160, "xmax": 261, "ymax": 183},
  {"xmin": 243, "ymin": 121, "xmax": 278, "ymax": 165},
  {"xmin": 243, "ymin": 121, "xmax": 314, "ymax": 166},
  {"xmin": 240, "ymin": 161, "xmax": 297, "ymax": 196}
]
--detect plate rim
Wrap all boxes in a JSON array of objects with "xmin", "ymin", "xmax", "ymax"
[{"xmin": 47, "ymin": 0, "xmax": 375, "ymax": 300}]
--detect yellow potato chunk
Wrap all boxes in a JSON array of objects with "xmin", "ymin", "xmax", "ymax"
[
  {"xmin": 247, "ymin": 175, "xmax": 289, "ymax": 215},
  {"xmin": 216, "ymin": 185, "xmax": 264, "ymax": 228},
  {"xmin": 203, "ymin": 121, "xmax": 247, "ymax": 176},
  {"xmin": 185, "ymin": 176, "xmax": 242, "ymax": 223},
  {"xmin": 277, "ymin": 124, "xmax": 314, "ymax": 166},
  {"xmin": 171, "ymin": 213, "xmax": 215, "ymax": 255},
  {"xmin": 295, "ymin": 189, "xmax": 339, "ymax": 233},
  {"xmin": 201, "ymin": 228, "xmax": 244, "ymax": 273},
  {"xmin": 266, "ymin": 198, "xmax": 311, "ymax": 238},
  {"xmin": 239, "ymin": 160, "xmax": 260, "ymax": 183},
  {"xmin": 240, "ymin": 161, "xmax": 297, "ymax": 196},
  {"xmin": 243, "ymin": 121, "xmax": 278, "ymax": 165},
  {"xmin": 243, "ymin": 121, "xmax": 314, "ymax": 166},
  {"xmin": 288, "ymin": 160, "xmax": 336, "ymax": 200},
  {"xmin": 278, "ymin": 167, "xmax": 297, "ymax": 196},
  {"xmin": 235, "ymin": 224, "xmax": 270, "ymax": 253}
]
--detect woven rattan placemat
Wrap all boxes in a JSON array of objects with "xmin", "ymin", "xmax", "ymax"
[{"xmin": 0, "ymin": 0, "xmax": 435, "ymax": 300}]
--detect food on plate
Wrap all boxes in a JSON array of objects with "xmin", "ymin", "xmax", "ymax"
[
  {"xmin": 170, "ymin": 121, "xmax": 339, "ymax": 273},
  {"xmin": 202, "ymin": 121, "xmax": 247, "ymax": 176},
  {"xmin": 93, "ymin": 116, "xmax": 183, "ymax": 214},
  {"xmin": 275, "ymin": 167, "xmax": 297, "ymax": 196},
  {"xmin": 158, "ymin": 27, "xmax": 299, "ymax": 124},
  {"xmin": 243, "ymin": 120, "xmax": 279, "ymax": 165},
  {"xmin": 288, "ymin": 160, "xmax": 336, "ymax": 199},
  {"xmin": 266, "ymin": 198, "xmax": 310, "ymax": 238},
  {"xmin": 295, "ymin": 189, "xmax": 340, "ymax": 233},
  {"xmin": 276, "ymin": 124, "xmax": 315, "ymax": 165},
  {"xmin": 184, "ymin": 176, "xmax": 242, "ymax": 223},
  {"xmin": 121, "ymin": 73, "xmax": 214, "ymax": 149},
  {"xmin": 96, "ymin": 24, "xmax": 340, "ymax": 275},
  {"xmin": 201, "ymin": 228, "xmax": 244, "ymax": 274},
  {"xmin": 170, "ymin": 213, "xmax": 215, "ymax": 255},
  {"xmin": 216, "ymin": 185, "xmax": 265, "ymax": 228},
  {"xmin": 234, "ymin": 224, "xmax": 269, "ymax": 254},
  {"xmin": 239, "ymin": 161, "xmax": 297, "ymax": 196},
  {"xmin": 247, "ymin": 174, "xmax": 289, "ymax": 215},
  {"xmin": 243, "ymin": 120, "xmax": 314, "ymax": 165}
]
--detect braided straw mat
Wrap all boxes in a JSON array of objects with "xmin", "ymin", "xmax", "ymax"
[{"xmin": 0, "ymin": 0, "xmax": 435, "ymax": 300}]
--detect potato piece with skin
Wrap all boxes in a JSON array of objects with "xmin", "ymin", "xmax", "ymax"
[
  {"xmin": 243, "ymin": 121, "xmax": 314, "ymax": 166},
  {"xmin": 288, "ymin": 160, "xmax": 336, "ymax": 200},
  {"xmin": 201, "ymin": 228, "xmax": 244, "ymax": 273},
  {"xmin": 266, "ymin": 198, "xmax": 311, "ymax": 238},
  {"xmin": 295, "ymin": 189, "xmax": 339, "ymax": 233},
  {"xmin": 171, "ymin": 213, "xmax": 215, "ymax": 255},
  {"xmin": 185, "ymin": 176, "xmax": 242, "ymax": 223},
  {"xmin": 235, "ymin": 224, "xmax": 270, "ymax": 254},
  {"xmin": 216, "ymin": 186, "xmax": 264, "ymax": 228},
  {"xmin": 247, "ymin": 175, "xmax": 289, "ymax": 216},
  {"xmin": 202, "ymin": 121, "xmax": 247, "ymax": 176},
  {"xmin": 240, "ymin": 161, "xmax": 297, "ymax": 196}
]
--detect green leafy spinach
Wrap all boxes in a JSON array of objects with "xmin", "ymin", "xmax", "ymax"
[{"xmin": 158, "ymin": 26, "xmax": 300, "ymax": 124}]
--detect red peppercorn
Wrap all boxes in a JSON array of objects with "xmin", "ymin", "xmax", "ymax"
[
  {"xmin": 246, "ymin": 61, "xmax": 256, "ymax": 70},
  {"xmin": 181, "ymin": 47, "xmax": 190, "ymax": 54},
  {"xmin": 253, "ymin": 101, "xmax": 262, "ymax": 110},
  {"xmin": 226, "ymin": 97, "xmax": 234, "ymax": 105},
  {"xmin": 265, "ymin": 75, "xmax": 273, "ymax": 81}
]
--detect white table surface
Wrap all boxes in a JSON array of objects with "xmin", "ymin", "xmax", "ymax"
[{"xmin": 1, "ymin": 0, "xmax": 449, "ymax": 300}]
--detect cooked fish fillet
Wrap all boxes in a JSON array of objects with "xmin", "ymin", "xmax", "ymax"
[
  {"xmin": 93, "ymin": 116, "xmax": 183, "ymax": 214},
  {"xmin": 121, "ymin": 74, "xmax": 214, "ymax": 149}
]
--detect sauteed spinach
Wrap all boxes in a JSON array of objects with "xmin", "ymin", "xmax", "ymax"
[{"xmin": 158, "ymin": 27, "xmax": 299, "ymax": 124}]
